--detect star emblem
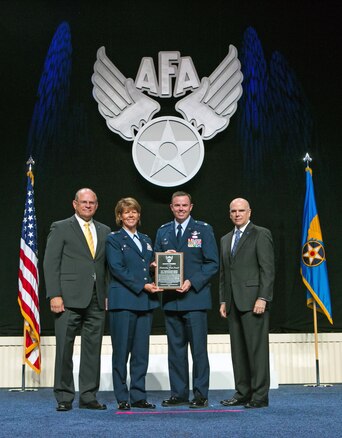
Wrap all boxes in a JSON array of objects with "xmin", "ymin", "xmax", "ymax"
[
  {"xmin": 132, "ymin": 116, "xmax": 204, "ymax": 187},
  {"xmin": 302, "ymin": 240, "xmax": 325, "ymax": 267},
  {"xmin": 137, "ymin": 119, "xmax": 199, "ymax": 177}
]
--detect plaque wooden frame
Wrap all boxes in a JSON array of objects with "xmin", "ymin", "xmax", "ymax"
[{"xmin": 155, "ymin": 252, "xmax": 184, "ymax": 289}]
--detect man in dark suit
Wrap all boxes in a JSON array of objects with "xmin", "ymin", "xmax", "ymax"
[
  {"xmin": 43, "ymin": 188, "xmax": 111, "ymax": 411},
  {"xmin": 154, "ymin": 191, "xmax": 219, "ymax": 408},
  {"xmin": 219, "ymin": 198, "xmax": 275, "ymax": 409}
]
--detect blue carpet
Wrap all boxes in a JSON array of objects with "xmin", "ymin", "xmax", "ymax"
[{"xmin": 1, "ymin": 385, "xmax": 341, "ymax": 437}]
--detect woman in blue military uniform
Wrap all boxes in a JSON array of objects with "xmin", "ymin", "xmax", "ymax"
[{"xmin": 106, "ymin": 197, "xmax": 162, "ymax": 410}]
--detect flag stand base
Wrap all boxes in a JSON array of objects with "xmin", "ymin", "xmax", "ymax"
[
  {"xmin": 8, "ymin": 388, "xmax": 38, "ymax": 392},
  {"xmin": 8, "ymin": 364, "xmax": 39, "ymax": 392}
]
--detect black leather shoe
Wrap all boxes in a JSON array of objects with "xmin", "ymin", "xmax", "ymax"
[
  {"xmin": 118, "ymin": 401, "xmax": 131, "ymax": 410},
  {"xmin": 220, "ymin": 397, "xmax": 249, "ymax": 407},
  {"xmin": 79, "ymin": 400, "xmax": 107, "ymax": 410},
  {"xmin": 161, "ymin": 396, "xmax": 189, "ymax": 407},
  {"xmin": 56, "ymin": 401, "xmax": 72, "ymax": 411},
  {"xmin": 189, "ymin": 397, "xmax": 208, "ymax": 408},
  {"xmin": 245, "ymin": 400, "xmax": 268, "ymax": 409},
  {"xmin": 131, "ymin": 399, "xmax": 156, "ymax": 409}
]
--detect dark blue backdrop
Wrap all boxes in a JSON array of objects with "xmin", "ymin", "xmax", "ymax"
[{"xmin": 1, "ymin": 0, "xmax": 341, "ymax": 335}]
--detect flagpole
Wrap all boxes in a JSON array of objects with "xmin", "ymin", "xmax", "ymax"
[
  {"xmin": 305, "ymin": 299, "xmax": 333, "ymax": 388},
  {"xmin": 302, "ymin": 153, "xmax": 332, "ymax": 389},
  {"xmin": 21, "ymin": 323, "xmax": 27, "ymax": 391},
  {"xmin": 312, "ymin": 301, "xmax": 320, "ymax": 386},
  {"xmin": 9, "ymin": 331, "xmax": 38, "ymax": 393}
]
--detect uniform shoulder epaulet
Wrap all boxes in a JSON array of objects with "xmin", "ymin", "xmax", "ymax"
[
  {"xmin": 110, "ymin": 231, "xmax": 120, "ymax": 235},
  {"xmin": 160, "ymin": 221, "xmax": 173, "ymax": 229},
  {"xmin": 194, "ymin": 220, "xmax": 209, "ymax": 227}
]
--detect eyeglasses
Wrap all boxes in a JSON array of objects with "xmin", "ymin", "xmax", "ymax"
[{"xmin": 75, "ymin": 200, "xmax": 97, "ymax": 206}]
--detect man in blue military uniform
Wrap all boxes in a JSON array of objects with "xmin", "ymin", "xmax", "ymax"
[{"xmin": 154, "ymin": 191, "xmax": 219, "ymax": 408}]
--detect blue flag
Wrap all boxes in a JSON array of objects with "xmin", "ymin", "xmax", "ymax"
[{"xmin": 300, "ymin": 166, "xmax": 332, "ymax": 324}]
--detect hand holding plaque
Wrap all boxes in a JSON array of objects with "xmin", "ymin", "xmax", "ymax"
[{"xmin": 155, "ymin": 252, "xmax": 184, "ymax": 289}]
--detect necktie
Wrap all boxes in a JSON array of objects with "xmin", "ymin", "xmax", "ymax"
[
  {"xmin": 231, "ymin": 229, "xmax": 241, "ymax": 256},
  {"xmin": 84, "ymin": 222, "xmax": 95, "ymax": 258},
  {"xmin": 176, "ymin": 224, "xmax": 182, "ymax": 243},
  {"xmin": 133, "ymin": 234, "xmax": 142, "ymax": 252}
]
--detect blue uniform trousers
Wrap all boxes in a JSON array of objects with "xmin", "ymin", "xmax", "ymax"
[
  {"xmin": 165, "ymin": 310, "xmax": 209, "ymax": 400},
  {"xmin": 109, "ymin": 309, "xmax": 153, "ymax": 403}
]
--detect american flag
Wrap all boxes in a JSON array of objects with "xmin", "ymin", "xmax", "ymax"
[{"xmin": 18, "ymin": 165, "xmax": 41, "ymax": 373}]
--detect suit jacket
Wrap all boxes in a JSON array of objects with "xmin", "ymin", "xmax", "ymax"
[
  {"xmin": 106, "ymin": 228, "xmax": 159, "ymax": 311},
  {"xmin": 43, "ymin": 215, "xmax": 111, "ymax": 310},
  {"xmin": 154, "ymin": 217, "xmax": 219, "ymax": 311},
  {"xmin": 219, "ymin": 222, "xmax": 275, "ymax": 312}
]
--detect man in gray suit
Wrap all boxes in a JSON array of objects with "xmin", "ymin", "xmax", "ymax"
[
  {"xmin": 43, "ymin": 188, "xmax": 111, "ymax": 411},
  {"xmin": 219, "ymin": 198, "xmax": 275, "ymax": 409}
]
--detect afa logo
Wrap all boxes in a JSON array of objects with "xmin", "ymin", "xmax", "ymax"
[
  {"xmin": 92, "ymin": 47, "xmax": 243, "ymax": 187},
  {"xmin": 302, "ymin": 239, "xmax": 325, "ymax": 267}
]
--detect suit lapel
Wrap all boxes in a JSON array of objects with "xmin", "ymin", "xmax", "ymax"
[
  {"xmin": 179, "ymin": 222, "xmax": 193, "ymax": 251},
  {"xmin": 121, "ymin": 228, "xmax": 144, "ymax": 257},
  {"xmin": 70, "ymin": 216, "xmax": 93, "ymax": 257},
  {"xmin": 226, "ymin": 231, "xmax": 234, "ymax": 262},
  {"xmin": 138, "ymin": 232, "xmax": 148, "ymax": 257},
  {"xmin": 233, "ymin": 222, "xmax": 254, "ymax": 257},
  {"xmin": 168, "ymin": 224, "xmax": 179, "ymax": 249},
  {"xmin": 94, "ymin": 220, "xmax": 105, "ymax": 258},
  {"xmin": 178, "ymin": 218, "xmax": 197, "ymax": 251}
]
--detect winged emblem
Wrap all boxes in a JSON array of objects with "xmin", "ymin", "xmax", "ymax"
[
  {"xmin": 91, "ymin": 46, "xmax": 243, "ymax": 187},
  {"xmin": 92, "ymin": 46, "xmax": 243, "ymax": 142},
  {"xmin": 175, "ymin": 45, "xmax": 243, "ymax": 140},
  {"xmin": 91, "ymin": 47, "xmax": 161, "ymax": 141}
]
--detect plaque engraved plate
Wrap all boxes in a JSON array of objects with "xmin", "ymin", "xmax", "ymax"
[{"xmin": 155, "ymin": 252, "xmax": 184, "ymax": 289}]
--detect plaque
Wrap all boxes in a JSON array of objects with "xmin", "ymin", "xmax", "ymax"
[{"xmin": 155, "ymin": 252, "xmax": 184, "ymax": 289}]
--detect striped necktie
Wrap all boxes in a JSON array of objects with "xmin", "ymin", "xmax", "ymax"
[
  {"xmin": 84, "ymin": 222, "xmax": 95, "ymax": 258},
  {"xmin": 231, "ymin": 229, "xmax": 241, "ymax": 256}
]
